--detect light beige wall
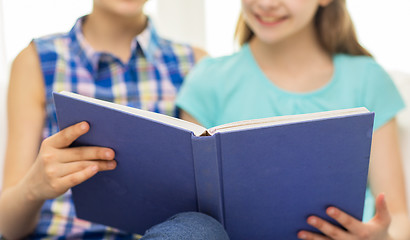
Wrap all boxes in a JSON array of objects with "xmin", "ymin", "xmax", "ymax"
[{"xmin": 154, "ymin": 0, "xmax": 206, "ymax": 50}]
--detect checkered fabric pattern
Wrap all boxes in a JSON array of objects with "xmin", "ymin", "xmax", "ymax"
[{"xmin": 30, "ymin": 16, "xmax": 195, "ymax": 239}]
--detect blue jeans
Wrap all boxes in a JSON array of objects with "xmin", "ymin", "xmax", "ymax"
[{"xmin": 140, "ymin": 212, "xmax": 230, "ymax": 240}]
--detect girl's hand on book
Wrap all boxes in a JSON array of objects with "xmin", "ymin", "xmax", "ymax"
[
  {"xmin": 24, "ymin": 121, "xmax": 117, "ymax": 201},
  {"xmin": 297, "ymin": 193, "xmax": 392, "ymax": 240}
]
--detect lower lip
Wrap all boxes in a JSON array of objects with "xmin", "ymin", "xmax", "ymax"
[{"xmin": 256, "ymin": 16, "xmax": 287, "ymax": 27}]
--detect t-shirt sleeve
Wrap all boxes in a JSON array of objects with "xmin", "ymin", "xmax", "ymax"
[
  {"xmin": 362, "ymin": 61, "xmax": 405, "ymax": 130},
  {"xmin": 176, "ymin": 57, "xmax": 219, "ymax": 128}
]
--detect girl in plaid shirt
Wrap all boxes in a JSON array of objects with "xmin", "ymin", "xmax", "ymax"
[{"xmin": 0, "ymin": 0, "xmax": 228, "ymax": 239}]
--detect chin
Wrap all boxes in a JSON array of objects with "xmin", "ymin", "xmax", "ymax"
[
  {"xmin": 95, "ymin": 0, "xmax": 145, "ymax": 17},
  {"xmin": 254, "ymin": 33, "xmax": 286, "ymax": 45},
  {"xmin": 112, "ymin": 7, "xmax": 144, "ymax": 18}
]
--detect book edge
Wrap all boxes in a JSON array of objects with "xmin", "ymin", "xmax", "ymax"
[
  {"xmin": 56, "ymin": 91, "xmax": 207, "ymax": 136},
  {"xmin": 207, "ymin": 107, "xmax": 370, "ymax": 135}
]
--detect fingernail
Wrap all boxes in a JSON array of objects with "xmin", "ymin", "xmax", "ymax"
[
  {"xmin": 308, "ymin": 217, "xmax": 317, "ymax": 225},
  {"xmin": 80, "ymin": 122, "xmax": 88, "ymax": 130},
  {"xmin": 105, "ymin": 151, "xmax": 113, "ymax": 159},
  {"xmin": 108, "ymin": 161, "xmax": 116, "ymax": 169},
  {"xmin": 327, "ymin": 207, "xmax": 336, "ymax": 215},
  {"xmin": 298, "ymin": 233, "xmax": 306, "ymax": 239},
  {"xmin": 90, "ymin": 165, "xmax": 98, "ymax": 172}
]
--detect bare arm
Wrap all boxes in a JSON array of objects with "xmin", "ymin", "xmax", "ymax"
[
  {"xmin": 369, "ymin": 119, "xmax": 410, "ymax": 240},
  {"xmin": 0, "ymin": 43, "xmax": 46, "ymax": 238},
  {"xmin": 180, "ymin": 110, "xmax": 201, "ymax": 125},
  {"xmin": 192, "ymin": 46, "xmax": 208, "ymax": 63},
  {"xmin": 0, "ymin": 43, "xmax": 117, "ymax": 239}
]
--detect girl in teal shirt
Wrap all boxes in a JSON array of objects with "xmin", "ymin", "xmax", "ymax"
[{"xmin": 177, "ymin": 0, "xmax": 410, "ymax": 239}]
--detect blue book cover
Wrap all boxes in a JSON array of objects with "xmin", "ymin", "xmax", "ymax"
[{"xmin": 54, "ymin": 91, "xmax": 374, "ymax": 240}]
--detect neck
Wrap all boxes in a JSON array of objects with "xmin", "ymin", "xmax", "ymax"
[
  {"xmin": 82, "ymin": 9, "xmax": 147, "ymax": 62},
  {"xmin": 84, "ymin": 11, "xmax": 147, "ymax": 45},
  {"xmin": 248, "ymin": 22, "xmax": 334, "ymax": 93},
  {"xmin": 249, "ymin": 22, "xmax": 330, "ymax": 72}
]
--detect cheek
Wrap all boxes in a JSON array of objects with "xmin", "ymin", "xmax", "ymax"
[
  {"xmin": 240, "ymin": 0, "xmax": 256, "ymax": 18},
  {"xmin": 240, "ymin": 7, "xmax": 254, "ymax": 27},
  {"xmin": 241, "ymin": 0, "xmax": 253, "ymax": 7},
  {"xmin": 288, "ymin": 2, "xmax": 319, "ymax": 25}
]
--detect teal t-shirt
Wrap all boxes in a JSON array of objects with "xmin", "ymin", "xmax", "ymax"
[{"xmin": 176, "ymin": 44, "xmax": 405, "ymax": 222}]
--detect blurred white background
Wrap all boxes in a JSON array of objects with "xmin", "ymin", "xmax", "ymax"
[{"xmin": 0, "ymin": 0, "xmax": 409, "ymax": 187}]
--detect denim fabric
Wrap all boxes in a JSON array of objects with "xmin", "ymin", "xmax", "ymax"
[{"xmin": 141, "ymin": 212, "xmax": 229, "ymax": 240}]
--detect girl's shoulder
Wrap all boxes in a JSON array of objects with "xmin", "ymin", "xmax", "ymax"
[
  {"xmin": 155, "ymin": 37, "xmax": 195, "ymax": 56},
  {"xmin": 183, "ymin": 51, "xmax": 247, "ymax": 91},
  {"xmin": 192, "ymin": 49, "xmax": 249, "ymax": 76},
  {"xmin": 334, "ymin": 53, "xmax": 390, "ymax": 82},
  {"xmin": 33, "ymin": 32, "xmax": 72, "ymax": 50},
  {"xmin": 32, "ymin": 32, "xmax": 73, "ymax": 61},
  {"xmin": 334, "ymin": 53, "xmax": 382, "ymax": 71}
]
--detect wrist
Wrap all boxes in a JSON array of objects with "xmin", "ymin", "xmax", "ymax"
[{"xmin": 19, "ymin": 177, "xmax": 46, "ymax": 204}]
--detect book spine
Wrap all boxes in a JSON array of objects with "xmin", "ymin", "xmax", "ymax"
[{"xmin": 191, "ymin": 134, "xmax": 224, "ymax": 226}]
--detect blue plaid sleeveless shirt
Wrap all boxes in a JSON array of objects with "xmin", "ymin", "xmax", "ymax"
[{"xmin": 31, "ymin": 16, "xmax": 196, "ymax": 239}]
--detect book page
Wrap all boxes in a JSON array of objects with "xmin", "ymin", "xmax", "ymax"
[
  {"xmin": 60, "ymin": 92, "xmax": 369, "ymax": 137},
  {"xmin": 60, "ymin": 91, "xmax": 207, "ymax": 136},
  {"xmin": 207, "ymin": 107, "xmax": 369, "ymax": 135}
]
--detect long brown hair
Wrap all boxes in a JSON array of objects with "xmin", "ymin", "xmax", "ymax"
[{"xmin": 234, "ymin": 0, "xmax": 372, "ymax": 56}]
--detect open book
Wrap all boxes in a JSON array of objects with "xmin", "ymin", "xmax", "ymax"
[{"xmin": 54, "ymin": 91, "xmax": 374, "ymax": 240}]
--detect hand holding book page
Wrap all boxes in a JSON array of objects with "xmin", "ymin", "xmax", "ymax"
[{"xmin": 54, "ymin": 91, "xmax": 374, "ymax": 240}]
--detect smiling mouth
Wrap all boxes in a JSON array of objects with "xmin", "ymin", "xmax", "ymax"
[{"xmin": 256, "ymin": 15, "xmax": 288, "ymax": 26}]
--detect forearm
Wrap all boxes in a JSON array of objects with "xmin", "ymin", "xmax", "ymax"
[
  {"xmin": 0, "ymin": 181, "xmax": 44, "ymax": 239},
  {"xmin": 389, "ymin": 213, "xmax": 410, "ymax": 240},
  {"xmin": 367, "ymin": 120, "xmax": 410, "ymax": 240}
]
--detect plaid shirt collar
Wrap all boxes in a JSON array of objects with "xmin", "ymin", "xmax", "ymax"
[{"xmin": 69, "ymin": 15, "xmax": 160, "ymax": 74}]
